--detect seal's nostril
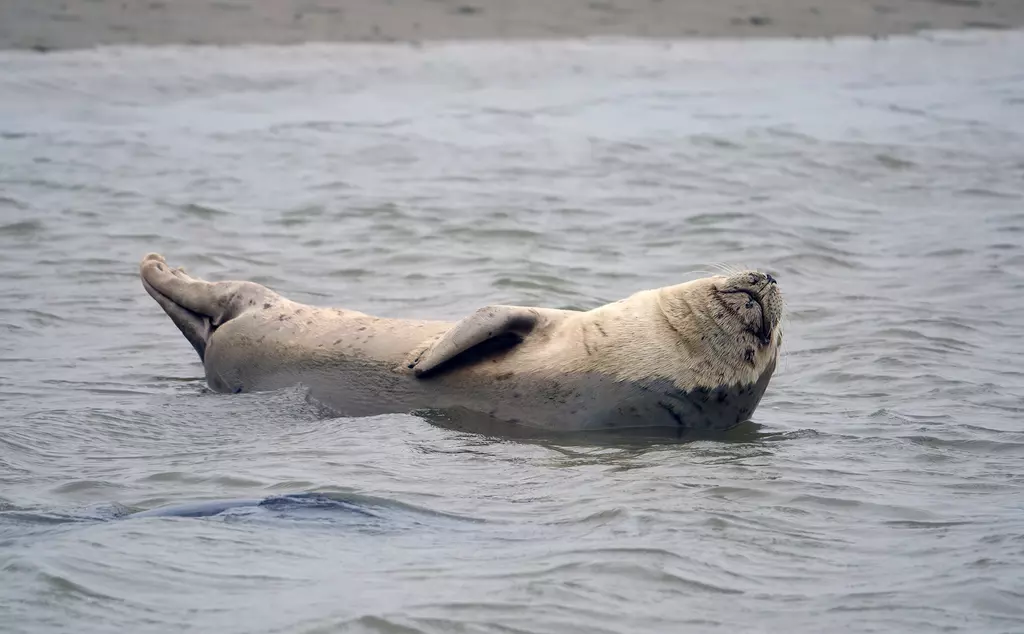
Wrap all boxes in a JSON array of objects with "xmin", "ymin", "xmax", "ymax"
[{"xmin": 766, "ymin": 273, "xmax": 776, "ymax": 284}]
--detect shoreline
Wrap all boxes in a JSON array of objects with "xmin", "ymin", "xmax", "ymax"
[{"xmin": 2, "ymin": 0, "xmax": 1022, "ymax": 52}]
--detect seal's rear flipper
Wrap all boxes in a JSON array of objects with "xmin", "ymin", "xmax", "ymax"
[
  {"xmin": 141, "ymin": 276, "xmax": 212, "ymax": 361},
  {"xmin": 140, "ymin": 253, "xmax": 279, "ymax": 362},
  {"xmin": 140, "ymin": 254, "xmax": 214, "ymax": 361},
  {"xmin": 139, "ymin": 253, "xmax": 230, "ymax": 318},
  {"xmin": 410, "ymin": 305, "xmax": 539, "ymax": 377}
]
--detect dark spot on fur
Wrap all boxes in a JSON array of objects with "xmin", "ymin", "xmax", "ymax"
[
  {"xmin": 512, "ymin": 392, "xmax": 521, "ymax": 399},
  {"xmin": 358, "ymin": 326, "xmax": 367, "ymax": 331},
  {"xmin": 232, "ymin": 386, "xmax": 243, "ymax": 394},
  {"xmin": 249, "ymin": 299, "xmax": 255, "ymax": 306},
  {"xmin": 744, "ymin": 348, "xmax": 755, "ymax": 364},
  {"xmin": 278, "ymin": 315, "xmax": 286, "ymax": 321},
  {"xmin": 306, "ymin": 319, "xmax": 313, "ymax": 325},
  {"xmin": 263, "ymin": 302, "xmax": 272, "ymax": 309},
  {"xmin": 657, "ymin": 401, "xmax": 686, "ymax": 428},
  {"xmin": 334, "ymin": 338, "xmax": 342, "ymax": 345},
  {"xmin": 595, "ymin": 323, "xmax": 608, "ymax": 337},
  {"xmin": 295, "ymin": 308, "xmax": 304, "ymax": 315},
  {"xmin": 495, "ymin": 372, "xmax": 515, "ymax": 380}
]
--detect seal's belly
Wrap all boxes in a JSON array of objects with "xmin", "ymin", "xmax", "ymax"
[
  {"xmin": 429, "ymin": 364, "xmax": 776, "ymax": 433},
  {"xmin": 571, "ymin": 371, "xmax": 774, "ymax": 432}
]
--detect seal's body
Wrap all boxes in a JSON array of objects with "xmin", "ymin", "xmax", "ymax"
[{"xmin": 140, "ymin": 254, "xmax": 783, "ymax": 433}]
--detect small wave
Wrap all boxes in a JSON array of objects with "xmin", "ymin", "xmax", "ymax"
[
  {"xmin": 178, "ymin": 202, "xmax": 231, "ymax": 219},
  {"xmin": 684, "ymin": 211, "xmax": 759, "ymax": 225},
  {"xmin": 0, "ymin": 194, "xmax": 30, "ymax": 210},
  {"xmin": 883, "ymin": 520, "xmax": 975, "ymax": 529},
  {"xmin": 326, "ymin": 267, "xmax": 374, "ymax": 279},
  {"xmin": 0, "ymin": 493, "xmax": 483, "ymax": 540},
  {"xmin": 955, "ymin": 187, "xmax": 1022, "ymax": 200},
  {"xmin": 49, "ymin": 480, "xmax": 126, "ymax": 495},
  {"xmin": 0, "ymin": 220, "xmax": 44, "ymax": 236},
  {"xmin": 492, "ymin": 275, "xmax": 574, "ymax": 293},
  {"xmin": 449, "ymin": 227, "xmax": 544, "ymax": 241},
  {"xmin": 875, "ymin": 153, "xmax": 916, "ymax": 170},
  {"xmin": 0, "ymin": 503, "xmax": 133, "ymax": 528},
  {"xmin": 770, "ymin": 252, "xmax": 860, "ymax": 271},
  {"xmin": 35, "ymin": 569, "xmax": 122, "ymax": 601},
  {"xmin": 129, "ymin": 491, "xmax": 483, "ymax": 527},
  {"xmin": 868, "ymin": 409, "xmax": 955, "ymax": 424},
  {"xmin": 900, "ymin": 435, "xmax": 1024, "ymax": 454}
]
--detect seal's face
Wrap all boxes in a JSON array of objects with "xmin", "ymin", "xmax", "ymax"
[
  {"xmin": 655, "ymin": 270, "xmax": 784, "ymax": 386},
  {"xmin": 713, "ymin": 271, "xmax": 784, "ymax": 350}
]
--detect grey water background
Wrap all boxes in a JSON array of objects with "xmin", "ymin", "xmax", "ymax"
[{"xmin": 1, "ymin": 30, "xmax": 1023, "ymax": 633}]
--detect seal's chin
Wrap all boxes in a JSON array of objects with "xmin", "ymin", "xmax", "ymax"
[
  {"xmin": 720, "ymin": 290, "xmax": 768, "ymax": 343},
  {"xmin": 751, "ymin": 298, "xmax": 772, "ymax": 346},
  {"xmin": 714, "ymin": 270, "xmax": 783, "ymax": 349}
]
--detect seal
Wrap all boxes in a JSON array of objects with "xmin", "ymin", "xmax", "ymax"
[{"xmin": 139, "ymin": 253, "xmax": 783, "ymax": 433}]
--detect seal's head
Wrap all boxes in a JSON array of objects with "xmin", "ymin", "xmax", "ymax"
[{"xmin": 657, "ymin": 270, "xmax": 783, "ymax": 388}]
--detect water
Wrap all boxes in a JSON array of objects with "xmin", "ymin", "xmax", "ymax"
[{"xmin": 1, "ymin": 30, "xmax": 1023, "ymax": 633}]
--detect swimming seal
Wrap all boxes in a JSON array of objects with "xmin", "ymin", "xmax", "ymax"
[{"xmin": 139, "ymin": 253, "xmax": 783, "ymax": 433}]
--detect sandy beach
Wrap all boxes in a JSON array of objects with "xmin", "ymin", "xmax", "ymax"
[{"xmin": 1, "ymin": 0, "xmax": 1022, "ymax": 50}]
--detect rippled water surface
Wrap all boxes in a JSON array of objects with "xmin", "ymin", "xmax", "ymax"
[{"xmin": 2, "ymin": 31, "xmax": 1024, "ymax": 633}]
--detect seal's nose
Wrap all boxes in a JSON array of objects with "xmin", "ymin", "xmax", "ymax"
[{"xmin": 765, "ymin": 273, "xmax": 776, "ymax": 285}]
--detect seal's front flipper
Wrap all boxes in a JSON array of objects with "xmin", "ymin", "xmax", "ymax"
[{"xmin": 410, "ymin": 306, "xmax": 539, "ymax": 378}]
